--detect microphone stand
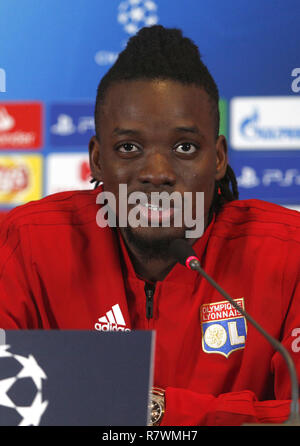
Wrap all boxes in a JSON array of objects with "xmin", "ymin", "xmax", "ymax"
[{"xmin": 188, "ymin": 257, "xmax": 300, "ymax": 426}]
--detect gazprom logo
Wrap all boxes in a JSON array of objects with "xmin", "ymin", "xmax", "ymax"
[
  {"xmin": 0, "ymin": 69, "xmax": 6, "ymax": 93},
  {"xmin": 230, "ymin": 97, "xmax": 300, "ymax": 150},
  {"xmin": 201, "ymin": 299, "xmax": 247, "ymax": 358},
  {"xmin": 240, "ymin": 109, "xmax": 300, "ymax": 140}
]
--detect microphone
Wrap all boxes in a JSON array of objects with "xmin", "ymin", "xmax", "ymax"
[{"xmin": 169, "ymin": 239, "xmax": 300, "ymax": 426}]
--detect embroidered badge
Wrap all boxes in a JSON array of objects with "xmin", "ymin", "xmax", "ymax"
[{"xmin": 201, "ymin": 298, "xmax": 247, "ymax": 358}]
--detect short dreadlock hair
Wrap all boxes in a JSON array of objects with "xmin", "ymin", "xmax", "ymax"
[{"xmin": 93, "ymin": 25, "xmax": 239, "ymax": 211}]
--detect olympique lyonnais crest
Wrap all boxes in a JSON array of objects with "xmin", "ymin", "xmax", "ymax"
[{"xmin": 201, "ymin": 298, "xmax": 247, "ymax": 358}]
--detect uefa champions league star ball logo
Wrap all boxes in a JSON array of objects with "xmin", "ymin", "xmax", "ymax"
[
  {"xmin": 95, "ymin": 0, "xmax": 159, "ymax": 66},
  {"xmin": 0, "ymin": 345, "xmax": 48, "ymax": 426},
  {"xmin": 118, "ymin": 0, "xmax": 159, "ymax": 35}
]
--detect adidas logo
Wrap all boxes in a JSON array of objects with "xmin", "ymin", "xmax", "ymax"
[{"xmin": 94, "ymin": 304, "xmax": 131, "ymax": 332}]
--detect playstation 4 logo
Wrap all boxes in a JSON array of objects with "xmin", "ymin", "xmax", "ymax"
[
  {"xmin": 49, "ymin": 103, "xmax": 95, "ymax": 147},
  {"xmin": 0, "ymin": 69, "xmax": 6, "ymax": 93}
]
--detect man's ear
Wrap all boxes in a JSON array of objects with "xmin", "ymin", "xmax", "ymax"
[
  {"xmin": 89, "ymin": 135, "xmax": 103, "ymax": 182},
  {"xmin": 215, "ymin": 135, "xmax": 228, "ymax": 181}
]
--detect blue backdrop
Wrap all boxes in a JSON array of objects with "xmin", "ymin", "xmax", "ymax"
[{"xmin": 0, "ymin": 0, "xmax": 299, "ymax": 212}]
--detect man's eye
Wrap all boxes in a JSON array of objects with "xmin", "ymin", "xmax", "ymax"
[
  {"xmin": 117, "ymin": 143, "xmax": 140, "ymax": 153},
  {"xmin": 174, "ymin": 143, "xmax": 198, "ymax": 154}
]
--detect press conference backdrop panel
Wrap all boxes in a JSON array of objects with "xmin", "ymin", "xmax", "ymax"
[{"xmin": 0, "ymin": 0, "xmax": 300, "ymax": 216}]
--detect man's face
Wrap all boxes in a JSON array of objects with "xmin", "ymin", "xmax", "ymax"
[{"xmin": 89, "ymin": 79, "xmax": 227, "ymax": 253}]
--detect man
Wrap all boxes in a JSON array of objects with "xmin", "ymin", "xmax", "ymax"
[{"xmin": 0, "ymin": 25, "xmax": 299, "ymax": 426}]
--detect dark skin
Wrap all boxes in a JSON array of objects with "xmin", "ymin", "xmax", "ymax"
[{"xmin": 89, "ymin": 79, "xmax": 228, "ymax": 282}]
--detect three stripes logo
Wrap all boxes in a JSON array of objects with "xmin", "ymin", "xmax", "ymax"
[{"xmin": 94, "ymin": 304, "xmax": 131, "ymax": 332}]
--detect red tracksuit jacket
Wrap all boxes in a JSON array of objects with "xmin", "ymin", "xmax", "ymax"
[{"xmin": 0, "ymin": 187, "xmax": 299, "ymax": 426}]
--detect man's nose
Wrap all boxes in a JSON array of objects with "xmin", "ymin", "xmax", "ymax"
[{"xmin": 138, "ymin": 152, "xmax": 176, "ymax": 187}]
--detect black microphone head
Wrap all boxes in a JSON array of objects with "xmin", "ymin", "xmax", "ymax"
[{"xmin": 169, "ymin": 239, "xmax": 197, "ymax": 266}]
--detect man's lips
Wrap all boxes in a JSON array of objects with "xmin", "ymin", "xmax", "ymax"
[{"xmin": 118, "ymin": 191, "xmax": 186, "ymax": 226}]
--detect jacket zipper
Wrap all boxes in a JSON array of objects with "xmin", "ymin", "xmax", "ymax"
[{"xmin": 145, "ymin": 284, "xmax": 155, "ymax": 319}]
